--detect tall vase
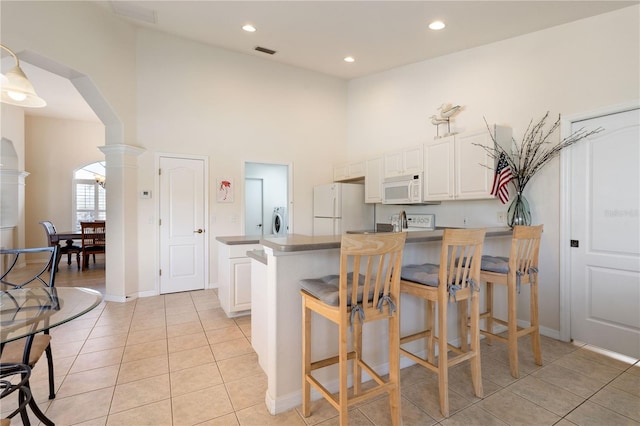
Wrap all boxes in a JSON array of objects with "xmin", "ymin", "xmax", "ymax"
[{"xmin": 507, "ymin": 192, "xmax": 531, "ymax": 227}]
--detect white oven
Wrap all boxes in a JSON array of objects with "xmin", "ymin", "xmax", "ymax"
[{"xmin": 382, "ymin": 174, "xmax": 422, "ymax": 204}]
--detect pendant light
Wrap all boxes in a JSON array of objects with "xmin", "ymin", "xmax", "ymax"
[{"xmin": 0, "ymin": 44, "xmax": 46, "ymax": 108}]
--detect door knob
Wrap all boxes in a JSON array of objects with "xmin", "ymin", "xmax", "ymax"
[{"xmin": 194, "ymin": 229, "xmax": 204, "ymax": 233}]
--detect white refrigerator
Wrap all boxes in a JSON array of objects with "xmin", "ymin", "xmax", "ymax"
[{"xmin": 313, "ymin": 183, "xmax": 374, "ymax": 235}]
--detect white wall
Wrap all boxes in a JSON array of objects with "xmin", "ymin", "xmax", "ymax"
[
  {"xmin": 24, "ymin": 116, "xmax": 105, "ymax": 248},
  {"xmin": 347, "ymin": 6, "xmax": 640, "ymax": 334},
  {"xmin": 135, "ymin": 30, "xmax": 347, "ymax": 293}
]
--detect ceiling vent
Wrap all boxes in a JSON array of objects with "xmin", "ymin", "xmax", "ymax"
[
  {"xmin": 110, "ymin": 1, "xmax": 157, "ymax": 24},
  {"xmin": 254, "ymin": 46, "xmax": 277, "ymax": 55}
]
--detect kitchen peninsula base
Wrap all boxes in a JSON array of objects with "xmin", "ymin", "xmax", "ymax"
[
  {"xmin": 252, "ymin": 229, "xmax": 511, "ymax": 415},
  {"xmin": 216, "ymin": 236, "xmax": 261, "ymax": 317}
]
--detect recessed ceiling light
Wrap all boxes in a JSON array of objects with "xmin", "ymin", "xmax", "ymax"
[
  {"xmin": 344, "ymin": 56, "xmax": 355, "ymax": 63},
  {"xmin": 428, "ymin": 21, "xmax": 446, "ymax": 30},
  {"xmin": 242, "ymin": 24, "xmax": 256, "ymax": 32}
]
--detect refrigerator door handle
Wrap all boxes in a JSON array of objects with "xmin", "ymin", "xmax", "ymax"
[{"xmin": 332, "ymin": 195, "xmax": 336, "ymax": 218}]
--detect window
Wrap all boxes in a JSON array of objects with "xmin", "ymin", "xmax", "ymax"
[{"xmin": 73, "ymin": 161, "xmax": 106, "ymax": 231}]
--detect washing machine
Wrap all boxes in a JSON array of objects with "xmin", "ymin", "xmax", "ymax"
[{"xmin": 272, "ymin": 207, "xmax": 286, "ymax": 235}]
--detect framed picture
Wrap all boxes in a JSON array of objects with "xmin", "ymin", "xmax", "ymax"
[{"xmin": 217, "ymin": 178, "xmax": 234, "ymax": 203}]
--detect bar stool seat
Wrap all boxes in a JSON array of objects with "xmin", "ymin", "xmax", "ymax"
[
  {"xmin": 479, "ymin": 224, "xmax": 544, "ymax": 378},
  {"xmin": 300, "ymin": 232, "xmax": 407, "ymax": 426}
]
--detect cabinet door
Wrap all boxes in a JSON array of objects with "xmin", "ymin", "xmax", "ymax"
[
  {"xmin": 384, "ymin": 150, "xmax": 404, "ymax": 177},
  {"xmin": 424, "ymin": 136, "xmax": 454, "ymax": 200},
  {"xmin": 334, "ymin": 161, "xmax": 365, "ymax": 182},
  {"xmin": 403, "ymin": 145, "xmax": 424, "ymax": 175},
  {"xmin": 455, "ymin": 129, "xmax": 496, "ymax": 199},
  {"xmin": 348, "ymin": 161, "xmax": 365, "ymax": 179},
  {"xmin": 333, "ymin": 163, "xmax": 349, "ymax": 181},
  {"xmin": 231, "ymin": 258, "xmax": 252, "ymax": 311},
  {"xmin": 365, "ymin": 157, "xmax": 383, "ymax": 203},
  {"xmin": 384, "ymin": 146, "xmax": 423, "ymax": 178}
]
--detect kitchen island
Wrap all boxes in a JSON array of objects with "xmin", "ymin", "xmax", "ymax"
[{"xmin": 252, "ymin": 228, "xmax": 512, "ymax": 415}]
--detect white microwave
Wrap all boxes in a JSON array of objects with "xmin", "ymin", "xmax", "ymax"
[{"xmin": 382, "ymin": 174, "xmax": 423, "ymax": 204}]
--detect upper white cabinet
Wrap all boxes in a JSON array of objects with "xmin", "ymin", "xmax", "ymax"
[
  {"xmin": 384, "ymin": 145, "xmax": 423, "ymax": 178},
  {"xmin": 364, "ymin": 156, "xmax": 383, "ymax": 203},
  {"xmin": 423, "ymin": 135, "xmax": 455, "ymax": 200},
  {"xmin": 423, "ymin": 125, "xmax": 512, "ymax": 201},
  {"xmin": 333, "ymin": 160, "xmax": 365, "ymax": 182}
]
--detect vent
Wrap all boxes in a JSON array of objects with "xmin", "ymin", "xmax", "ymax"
[
  {"xmin": 255, "ymin": 46, "xmax": 277, "ymax": 55},
  {"xmin": 110, "ymin": 1, "xmax": 157, "ymax": 24}
]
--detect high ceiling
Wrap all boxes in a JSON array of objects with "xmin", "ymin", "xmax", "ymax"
[{"xmin": 4, "ymin": 0, "xmax": 637, "ymax": 122}]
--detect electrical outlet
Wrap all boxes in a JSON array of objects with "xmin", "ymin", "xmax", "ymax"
[
  {"xmin": 463, "ymin": 217, "xmax": 468, "ymax": 226},
  {"xmin": 497, "ymin": 211, "xmax": 507, "ymax": 224}
]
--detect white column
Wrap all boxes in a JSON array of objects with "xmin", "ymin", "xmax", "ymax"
[{"xmin": 99, "ymin": 144, "xmax": 145, "ymax": 302}]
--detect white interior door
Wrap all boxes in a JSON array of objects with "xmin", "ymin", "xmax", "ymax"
[
  {"xmin": 159, "ymin": 156, "xmax": 206, "ymax": 294},
  {"xmin": 569, "ymin": 108, "xmax": 640, "ymax": 358},
  {"xmin": 245, "ymin": 178, "xmax": 264, "ymax": 235}
]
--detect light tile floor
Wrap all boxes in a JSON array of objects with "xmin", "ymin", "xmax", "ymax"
[{"xmin": 2, "ymin": 264, "xmax": 639, "ymax": 425}]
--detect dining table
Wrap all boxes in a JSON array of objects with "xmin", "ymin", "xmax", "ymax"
[{"xmin": 0, "ymin": 286, "xmax": 103, "ymax": 425}]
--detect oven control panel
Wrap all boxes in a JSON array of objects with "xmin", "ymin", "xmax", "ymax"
[{"xmin": 406, "ymin": 213, "xmax": 435, "ymax": 230}]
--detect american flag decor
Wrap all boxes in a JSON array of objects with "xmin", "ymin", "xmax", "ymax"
[{"xmin": 491, "ymin": 152, "xmax": 513, "ymax": 204}]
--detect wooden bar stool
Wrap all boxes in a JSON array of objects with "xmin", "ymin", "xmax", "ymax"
[
  {"xmin": 399, "ymin": 228, "xmax": 486, "ymax": 418},
  {"xmin": 300, "ymin": 232, "xmax": 406, "ymax": 426},
  {"xmin": 479, "ymin": 224, "xmax": 543, "ymax": 378}
]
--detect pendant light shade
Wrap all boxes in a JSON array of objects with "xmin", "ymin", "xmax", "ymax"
[{"xmin": 1, "ymin": 44, "xmax": 46, "ymax": 108}]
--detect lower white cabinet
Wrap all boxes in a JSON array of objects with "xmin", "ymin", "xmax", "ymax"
[{"xmin": 218, "ymin": 242, "xmax": 261, "ymax": 317}]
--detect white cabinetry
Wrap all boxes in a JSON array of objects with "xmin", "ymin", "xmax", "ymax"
[
  {"xmin": 423, "ymin": 135, "xmax": 455, "ymax": 200},
  {"xmin": 423, "ymin": 125, "xmax": 512, "ymax": 201},
  {"xmin": 333, "ymin": 160, "xmax": 365, "ymax": 182},
  {"xmin": 364, "ymin": 157, "xmax": 383, "ymax": 203},
  {"xmin": 384, "ymin": 145, "xmax": 423, "ymax": 178},
  {"xmin": 218, "ymin": 242, "xmax": 261, "ymax": 317}
]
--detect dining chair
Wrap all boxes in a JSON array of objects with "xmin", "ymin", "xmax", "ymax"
[
  {"xmin": 0, "ymin": 247, "xmax": 59, "ymax": 401},
  {"xmin": 0, "ymin": 363, "xmax": 33, "ymax": 426},
  {"xmin": 300, "ymin": 232, "xmax": 407, "ymax": 426},
  {"xmin": 399, "ymin": 228, "xmax": 486, "ymax": 418},
  {"xmin": 80, "ymin": 221, "xmax": 106, "ymax": 271},
  {"xmin": 478, "ymin": 224, "xmax": 543, "ymax": 378},
  {"xmin": 39, "ymin": 220, "xmax": 81, "ymax": 271}
]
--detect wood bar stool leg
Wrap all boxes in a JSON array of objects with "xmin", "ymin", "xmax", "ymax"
[
  {"xmin": 389, "ymin": 311, "xmax": 401, "ymax": 425},
  {"xmin": 353, "ymin": 318, "xmax": 362, "ymax": 396},
  {"xmin": 301, "ymin": 303, "xmax": 311, "ymax": 417},
  {"xmin": 438, "ymin": 290, "xmax": 449, "ymax": 418},
  {"xmin": 470, "ymin": 288, "xmax": 483, "ymax": 398},
  {"xmin": 426, "ymin": 300, "xmax": 435, "ymax": 364},
  {"xmin": 338, "ymin": 317, "xmax": 349, "ymax": 426},
  {"xmin": 531, "ymin": 278, "xmax": 542, "ymax": 366},
  {"xmin": 459, "ymin": 299, "xmax": 469, "ymax": 352},
  {"xmin": 485, "ymin": 282, "xmax": 494, "ymax": 345},
  {"xmin": 507, "ymin": 276, "xmax": 519, "ymax": 378}
]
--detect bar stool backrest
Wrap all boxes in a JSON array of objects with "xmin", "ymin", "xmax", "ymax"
[{"xmin": 508, "ymin": 225, "xmax": 543, "ymax": 277}]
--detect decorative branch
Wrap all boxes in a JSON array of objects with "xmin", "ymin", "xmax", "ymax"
[{"xmin": 476, "ymin": 112, "xmax": 604, "ymax": 193}]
